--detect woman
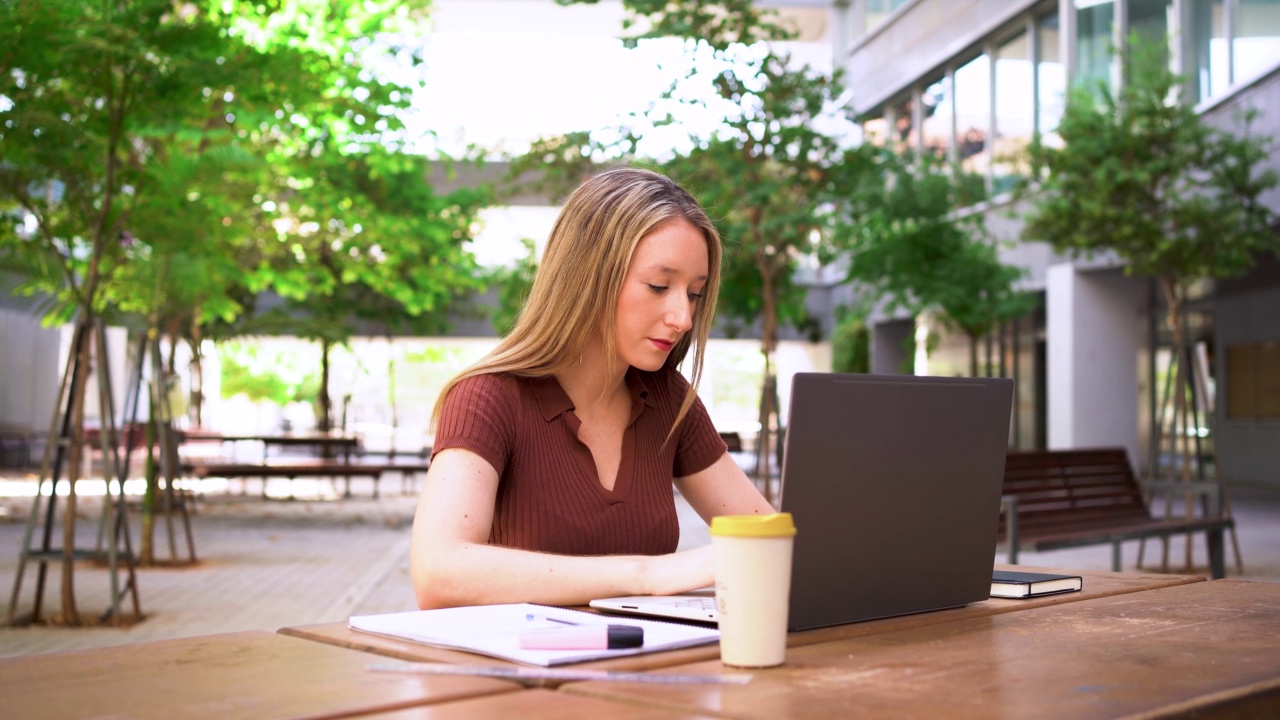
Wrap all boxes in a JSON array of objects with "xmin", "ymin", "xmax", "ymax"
[{"xmin": 410, "ymin": 167, "xmax": 773, "ymax": 609}]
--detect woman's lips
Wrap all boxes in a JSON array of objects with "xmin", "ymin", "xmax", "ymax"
[{"xmin": 651, "ymin": 338, "xmax": 674, "ymax": 351}]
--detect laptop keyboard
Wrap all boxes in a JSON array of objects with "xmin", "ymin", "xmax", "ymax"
[{"xmin": 671, "ymin": 596, "xmax": 716, "ymax": 611}]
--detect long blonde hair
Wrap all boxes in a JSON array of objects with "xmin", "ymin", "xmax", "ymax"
[{"xmin": 433, "ymin": 166, "xmax": 722, "ymax": 433}]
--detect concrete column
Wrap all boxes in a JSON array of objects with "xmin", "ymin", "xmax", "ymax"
[
  {"xmin": 1046, "ymin": 263, "xmax": 1142, "ymax": 464},
  {"xmin": 870, "ymin": 318, "xmax": 913, "ymax": 375},
  {"xmin": 0, "ymin": 308, "xmax": 62, "ymax": 431}
]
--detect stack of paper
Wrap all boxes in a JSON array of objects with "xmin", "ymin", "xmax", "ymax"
[{"xmin": 349, "ymin": 603, "xmax": 719, "ymax": 667}]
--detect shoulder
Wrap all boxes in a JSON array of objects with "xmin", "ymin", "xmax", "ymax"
[{"xmin": 439, "ymin": 372, "xmax": 528, "ymax": 421}]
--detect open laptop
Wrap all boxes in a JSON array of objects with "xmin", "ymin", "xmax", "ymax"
[{"xmin": 590, "ymin": 372, "xmax": 1014, "ymax": 631}]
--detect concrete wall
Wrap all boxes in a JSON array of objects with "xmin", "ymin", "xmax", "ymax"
[
  {"xmin": 843, "ymin": 0, "xmax": 1044, "ymax": 112},
  {"xmin": 1046, "ymin": 264, "xmax": 1141, "ymax": 464},
  {"xmin": 1214, "ymin": 267, "xmax": 1280, "ymax": 487},
  {"xmin": 870, "ymin": 318, "xmax": 914, "ymax": 375},
  {"xmin": 0, "ymin": 308, "xmax": 61, "ymax": 432}
]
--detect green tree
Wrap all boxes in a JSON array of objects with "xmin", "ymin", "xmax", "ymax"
[
  {"xmin": 1023, "ymin": 36, "xmax": 1277, "ymax": 477},
  {"xmin": 0, "ymin": 0, "xmax": 443, "ymax": 617},
  {"xmin": 240, "ymin": 150, "xmax": 490, "ymax": 431},
  {"xmin": 485, "ymin": 238, "xmax": 540, "ymax": 337},
  {"xmin": 840, "ymin": 152, "xmax": 1034, "ymax": 376},
  {"xmin": 541, "ymin": 1, "xmax": 884, "ymax": 497}
]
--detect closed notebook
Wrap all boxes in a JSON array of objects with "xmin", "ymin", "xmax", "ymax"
[
  {"xmin": 348, "ymin": 602, "xmax": 719, "ymax": 667},
  {"xmin": 991, "ymin": 570, "xmax": 1083, "ymax": 599}
]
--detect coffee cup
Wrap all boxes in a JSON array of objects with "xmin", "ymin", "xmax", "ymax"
[{"xmin": 709, "ymin": 512, "xmax": 797, "ymax": 668}]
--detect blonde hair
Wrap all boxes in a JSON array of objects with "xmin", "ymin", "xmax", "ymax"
[{"xmin": 433, "ymin": 166, "xmax": 722, "ymax": 433}]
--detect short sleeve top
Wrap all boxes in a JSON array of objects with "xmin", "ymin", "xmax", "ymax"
[{"xmin": 432, "ymin": 366, "xmax": 727, "ymax": 556}]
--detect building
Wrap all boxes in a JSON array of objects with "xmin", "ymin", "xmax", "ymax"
[
  {"xmin": 835, "ymin": 0, "xmax": 1280, "ymax": 484},
  {"xmin": 4, "ymin": 0, "xmax": 1278, "ymax": 485}
]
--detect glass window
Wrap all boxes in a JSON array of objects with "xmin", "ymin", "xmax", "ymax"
[
  {"xmin": 865, "ymin": 0, "xmax": 911, "ymax": 32},
  {"xmin": 1075, "ymin": 0, "xmax": 1116, "ymax": 88},
  {"xmin": 1128, "ymin": 0, "xmax": 1173, "ymax": 50},
  {"xmin": 1190, "ymin": 0, "xmax": 1228, "ymax": 103},
  {"xmin": 993, "ymin": 32, "xmax": 1033, "ymax": 194},
  {"xmin": 920, "ymin": 74, "xmax": 952, "ymax": 160},
  {"xmin": 1037, "ymin": 12, "xmax": 1066, "ymax": 144},
  {"xmin": 1235, "ymin": 0, "xmax": 1280, "ymax": 85},
  {"xmin": 954, "ymin": 54, "xmax": 991, "ymax": 180}
]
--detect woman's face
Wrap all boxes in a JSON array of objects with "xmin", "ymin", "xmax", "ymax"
[{"xmin": 614, "ymin": 218, "xmax": 709, "ymax": 372}]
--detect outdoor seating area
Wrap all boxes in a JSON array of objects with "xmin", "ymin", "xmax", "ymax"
[
  {"xmin": 3, "ymin": 0, "xmax": 1280, "ymax": 716},
  {"xmin": 999, "ymin": 447, "xmax": 1237, "ymax": 578},
  {"xmin": 177, "ymin": 430, "xmax": 431, "ymax": 500}
]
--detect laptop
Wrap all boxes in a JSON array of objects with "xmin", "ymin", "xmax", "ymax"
[{"xmin": 590, "ymin": 372, "xmax": 1014, "ymax": 631}]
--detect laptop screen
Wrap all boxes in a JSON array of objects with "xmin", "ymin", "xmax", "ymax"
[{"xmin": 780, "ymin": 373, "xmax": 1013, "ymax": 631}]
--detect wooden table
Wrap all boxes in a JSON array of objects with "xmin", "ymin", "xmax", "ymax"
[
  {"xmin": 0, "ymin": 630, "xmax": 518, "ymax": 720},
  {"xmin": 559, "ymin": 580, "xmax": 1280, "ymax": 719},
  {"xmin": 279, "ymin": 566, "xmax": 1204, "ymax": 682},
  {"xmin": 359, "ymin": 689, "xmax": 716, "ymax": 719}
]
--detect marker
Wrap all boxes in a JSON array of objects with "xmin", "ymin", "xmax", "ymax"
[{"xmin": 519, "ymin": 613, "xmax": 644, "ymax": 650}]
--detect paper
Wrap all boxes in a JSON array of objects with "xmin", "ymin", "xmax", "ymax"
[{"xmin": 349, "ymin": 603, "xmax": 719, "ymax": 667}]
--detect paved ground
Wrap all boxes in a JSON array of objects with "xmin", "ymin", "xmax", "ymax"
[{"xmin": 1, "ymin": 472, "xmax": 1278, "ymax": 660}]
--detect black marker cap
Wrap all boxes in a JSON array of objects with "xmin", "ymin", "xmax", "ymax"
[{"xmin": 605, "ymin": 624, "xmax": 644, "ymax": 649}]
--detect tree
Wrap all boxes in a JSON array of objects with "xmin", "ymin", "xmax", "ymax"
[
  {"xmin": 239, "ymin": 150, "xmax": 490, "ymax": 432},
  {"xmin": 0, "ymin": 0, "xmax": 441, "ymax": 619},
  {"xmin": 1022, "ymin": 36, "xmax": 1277, "ymax": 488},
  {"xmin": 841, "ymin": 152, "xmax": 1035, "ymax": 376},
  {"xmin": 485, "ymin": 238, "xmax": 539, "ymax": 337},
  {"xmin": 543, "ymin": 0, "xmax": 883, "ymax": 497}
]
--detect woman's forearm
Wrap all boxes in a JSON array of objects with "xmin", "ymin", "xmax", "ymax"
[{"xmin": 410, "ymin": 541, "xmax": 713, "ymax": 610}]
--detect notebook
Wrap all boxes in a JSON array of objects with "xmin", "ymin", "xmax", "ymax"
[
  {"xmin": 348, "ymin": 603, "xmax": 720, "ymax": 667},
  {"xmin": 590, "ymin": 372, "xmax": 1014, "ymax": 631}
]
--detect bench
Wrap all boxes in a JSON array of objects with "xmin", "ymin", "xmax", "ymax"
[
  {"xmin": 182, "ymin": 459, "xmax": 430, "ymax": 500},
  {"xmin": 998, "ymin": 447, "xmax": 1234, "ymax": 579}
]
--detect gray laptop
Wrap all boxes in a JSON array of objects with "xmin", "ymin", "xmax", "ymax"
[{"xmin": 590, "ymin": 372, "xmax": 1014, "ymax": 631}]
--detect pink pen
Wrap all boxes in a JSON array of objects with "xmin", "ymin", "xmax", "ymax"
[{"xmin": 518, "ymin": 616, "xmax": 644, "ymax": 650}]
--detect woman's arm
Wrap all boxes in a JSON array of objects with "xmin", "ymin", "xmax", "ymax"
[
  {"xmin": 674, "ymin": 451, "xmax": 776, "ymax": 524},
  {"xmin": 410, "ymin": 447, "xmax": 716, "ymax": 609}
]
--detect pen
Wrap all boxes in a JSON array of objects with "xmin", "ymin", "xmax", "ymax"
[
  {"xmin": 524, "ymin": 613, "xmax": 581, "ymax": 626},
  {"xmin": 519, "ymin": 614, "xmax": 645, "ymax": 650}
]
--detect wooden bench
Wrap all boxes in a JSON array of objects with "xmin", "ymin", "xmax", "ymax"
[
  {"xmin": 182, "ymin": 459, "xmax": 430, "ymax": 500},
  {"xmin": 998, "ymin": 447, "xmax": 1234, "ymax": 578}
]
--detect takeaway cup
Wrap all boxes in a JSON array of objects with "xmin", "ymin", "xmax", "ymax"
[{"xmin": 710, "ymin": 512, "xmax": 797, "ymax": 668}]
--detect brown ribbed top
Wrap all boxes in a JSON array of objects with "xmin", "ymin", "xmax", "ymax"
[{"xmin": 432, "ymin": 367, "xmax": 727, "ymax": 556}]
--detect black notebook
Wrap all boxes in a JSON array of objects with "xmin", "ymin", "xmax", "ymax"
[{"xmin": 991, "ymin": 570, "xmax": 1083, "ymax": 599}]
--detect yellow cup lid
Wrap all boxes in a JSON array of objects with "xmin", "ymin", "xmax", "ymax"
[{"xmin": 709, "ymin": 512, "xmax": 796, "ymax": 538}]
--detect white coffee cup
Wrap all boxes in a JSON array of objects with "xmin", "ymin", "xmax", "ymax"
[{"xmin": 710, "ymin": 512, "xmax": 797, "ymax": 668}]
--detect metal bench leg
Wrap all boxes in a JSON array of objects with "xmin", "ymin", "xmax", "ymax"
[
  {"xmin": 1112, "ymin": 541, "xmax": 1123, "ymax": 572},
  {"xmin": 1208, "ymin": 529, "xmax": 1226, "ymax": 579}
]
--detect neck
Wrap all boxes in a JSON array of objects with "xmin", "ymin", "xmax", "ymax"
[{"xmin": 555, "ymin": 342, "xmax": 628, "ymax": 414}]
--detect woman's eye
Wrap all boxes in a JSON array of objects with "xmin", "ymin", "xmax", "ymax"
[
  {"xmin": 647, "ymin": 284, "xmax": 668, "ymax": 293},
  {"xmin": 688, "ymin": 291, "xmax": 704, "ymax": 301}
]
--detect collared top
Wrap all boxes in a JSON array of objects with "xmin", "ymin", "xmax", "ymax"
[{"xmin": 432, "ymin": 366, "xmax": 727, "ymax": 555}]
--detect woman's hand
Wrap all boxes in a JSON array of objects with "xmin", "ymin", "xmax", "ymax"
[{"xmin": 639, "ymin": 544, "xmax": 715, "ymax": 596}]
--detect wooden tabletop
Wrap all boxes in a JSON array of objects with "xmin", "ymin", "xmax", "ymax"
[
  {"xmin": 280, "ymin": 565, "xmax": 1205, "ymax": 681},
  {"xmin": 362, "ymin": 688, "xmax": 715, "ymax": 719},
  {"xmin": 560, "ymin": 580, "xmax": 1280, "ymax": 719},
  {"xmin": 0, "ymin": 630, "xmax": 518, "ymax": 720}
]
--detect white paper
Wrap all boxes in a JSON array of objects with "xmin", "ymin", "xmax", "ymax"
[{"xmin": 349, "ymin": 602, "xmax": 719, "ymax": 667}]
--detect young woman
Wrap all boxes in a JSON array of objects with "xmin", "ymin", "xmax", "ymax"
[{"xmin": 410, "ymin": 167, "xmax": 774, "ymax": 609}]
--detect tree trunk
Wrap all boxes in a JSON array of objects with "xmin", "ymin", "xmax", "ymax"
[
  {"xmin": 968, "ymin": 333, "xmax": 979, "ymax": 377},
  {"xmin": 189, "ymin": 319, "xmax": 204, "ymax": 428},
  {"xmin": 61, "ymin": 320, "xmax": 93, "ymax": 625},
  {"xmin": 318, "ymin": 339, "xmax": 332, "ymax": 433},
  {"xmin": 140, "ymin": 404, "xmax": 156, "ymax": 565},
  {"xmin": 1159, "ymin": 277, "xmax": 1197, "ymax": 570},
  {"xmin": 756, "ymin": 256, "xmax": 780, "ymax": 506}
]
